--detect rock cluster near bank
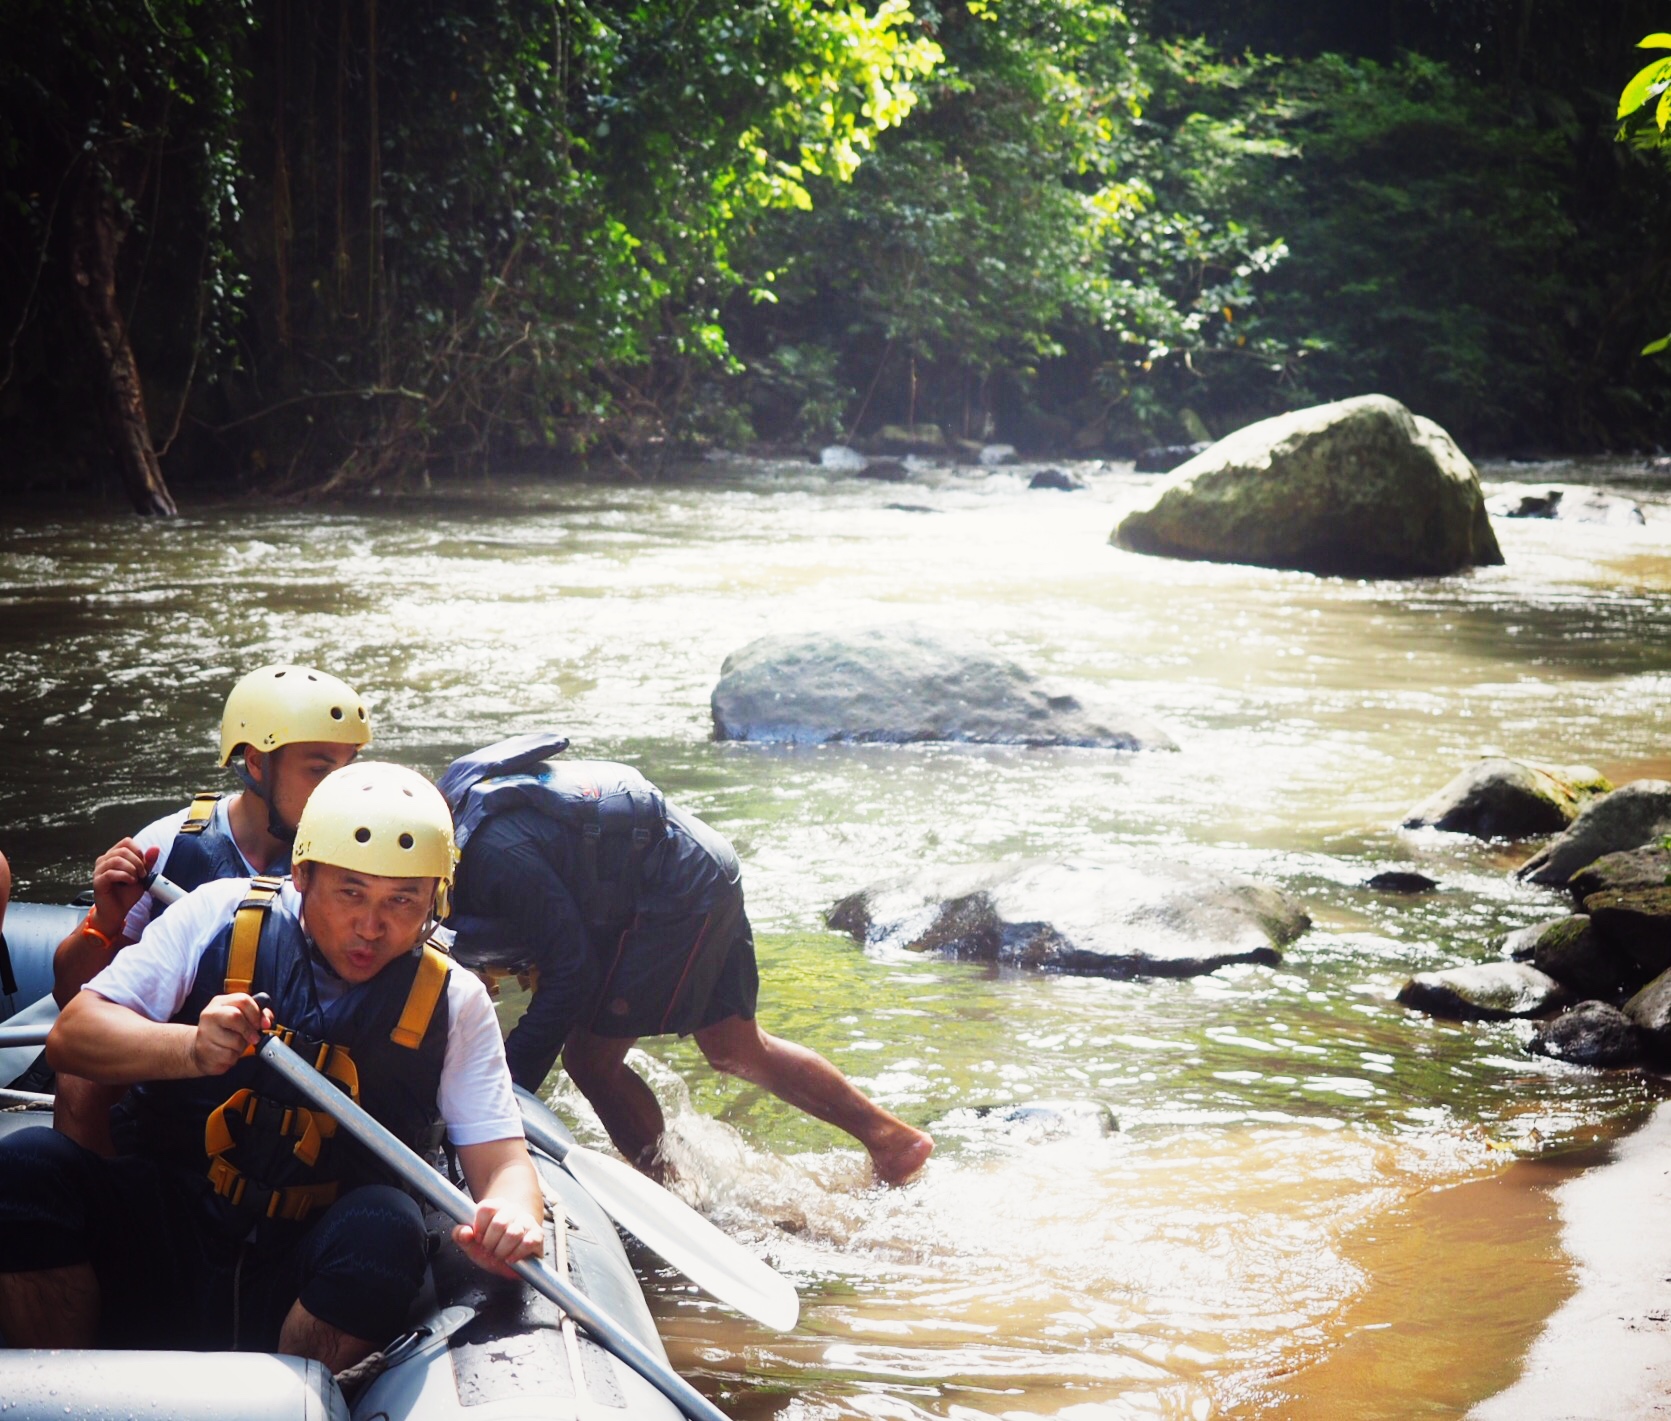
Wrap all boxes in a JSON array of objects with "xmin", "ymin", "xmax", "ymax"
[{"xmin": 1395, "ymin": 771, "xmax": 1671, "ymax": 1070}]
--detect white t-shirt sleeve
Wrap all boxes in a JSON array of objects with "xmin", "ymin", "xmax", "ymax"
[
  {"xmin": 119, "ymin": 806, "xmax": 192, "ymax": 942},
  {"xmin": 90, "ymin": 877, "xmax": 249, "ymax": 1021},
  {"xmin": 439, "ymin": 970, "xmax": 524, "ymax": 1147}
]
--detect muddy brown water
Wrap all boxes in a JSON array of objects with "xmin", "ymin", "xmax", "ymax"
[{"xmin": 2, "ymin": 455, "xmax": 1669, "ymax": 1416}]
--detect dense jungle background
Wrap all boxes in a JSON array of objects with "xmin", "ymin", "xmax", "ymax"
[{"xmin": 3, "ymin": 0, "xmax": 1670, "ymax": 512}]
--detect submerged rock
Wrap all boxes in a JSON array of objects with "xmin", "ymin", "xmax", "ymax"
[
  {"xmin": 1134, "ymin": 442, "xmax": 1211, "ymax": 474},
  {"xmin": 973, "ymin": 1099, "xmax": 1119, "ymax": 1139},
  {"xmin": 819, "ymin": 444, "xmax": 867, "ymax": 472},
  {"xmin": 1396, "ymin": 962, "xmax": 1571, "ymax": 1020},
  {"xmin": 1402, "ymin": 757, "xmax": 1609, "ymax": 840},
  {"xmin": 1112, "ymin": 394, "xmax": 1503, "ymax": 576},
  {"xmin": 1516, "ymin": 781, "xmax": 1671, "ymax": 886},
  {"xmin": 711, "ymin": 625, "xmax": 1177, "ymax": 749},
  {"xmin": 1029, "ymin": 467, "xmax": 1085, "ymax": 491},
  {"xmin": 1529, "ymin": 1002, "xmax": 1643, "ymax": 1068},
  {"xmin": 1485, "ymin": 486, "xmax": 1646, "ymax": 525},
  {"xmin": 1367, "ymin": 870, "xmax": 1439, "ymax": 893},
  {"xmin": 826, "ymin": 857, "xmax": 1309, "ymax": 979},
  {"xmin": 856, "ymin": 457, "xmax": 910, "ymax": 482}
]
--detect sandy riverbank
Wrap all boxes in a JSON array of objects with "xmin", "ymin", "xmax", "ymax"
[{"xmin": 1469, "ymin": 1100, "xmax": 1671, "ymax": 1420}]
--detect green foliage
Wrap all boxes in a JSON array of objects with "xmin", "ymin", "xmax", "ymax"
[
  {"xmin": 1219, "ymin": 52, "xmax": 1580, "ymax": 444},
  {"xmin": 241, "ymin": 0, "xmax": 941, "ymax": 486},
  {"xmin": 1617, "ymin": 32, "xmax": 1671, "ymax": 356},
  {"xmin": 1617, "ymin": 33, "xmax": 1671, "ymax": 139},
  {"xmin": 732, "ymin": 0, "xmax": 1150, "ymax": 440},
  {"xmin": 0, "ymin": 0, "xmax": 252, "ymax": 430},
  {"xmin": 11, "ymin": 0, "xmax": 1671, "ymax": 496}
]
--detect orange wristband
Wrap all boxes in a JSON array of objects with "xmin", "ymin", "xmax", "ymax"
[{"xmin": 80, "ymin": 912, "xmax": 115, "ymax": 949}]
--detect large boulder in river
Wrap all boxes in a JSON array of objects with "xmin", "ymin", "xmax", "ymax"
[
  {"xmin": 826, "ymin": 858, "xmax": 1309, "ymax": 978},
  {"xmin": 1111, "ymin": 395, "xmax": 1503, "ymax": 576},
  {"xmin": 1402, "ymin": 757, "xmax": 1609, "ymax": 839},
  {"xmin": 1515, "ymin": 781, "xmax": 1671, "ymax": 886},
  {"xmin": 711, "ymin": 626, "xmax": 1176, "ymax": 749}
]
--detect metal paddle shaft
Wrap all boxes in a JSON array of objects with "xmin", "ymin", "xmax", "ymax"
[
  {"xmin": 514, "ymin": 1090, "xmax": 799, "ymax": 1331},
  {"xmin": 0, "ymin": 1024, "xmax": 49, "ymax": 1050},
  {"xmin": 256, "ymin": 1037, "xmax": 734, "ymax": 1421}
]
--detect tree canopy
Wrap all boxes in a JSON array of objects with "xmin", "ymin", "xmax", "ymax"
[{"xmin": 3, "ymin": 1, "xmax": 1670, "ymax": 509}]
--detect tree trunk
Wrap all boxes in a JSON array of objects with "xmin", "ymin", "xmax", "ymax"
[{"xmin": 69, "ymin": 169, "xmax": 178, "ymax": 516}]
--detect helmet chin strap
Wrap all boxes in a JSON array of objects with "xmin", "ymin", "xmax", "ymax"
[{"xmin": 236, "ymin": 752, "xmax": 299, "ymax": 845}]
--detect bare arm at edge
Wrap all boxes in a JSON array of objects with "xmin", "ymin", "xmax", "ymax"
[{"xmin": 453, "ymin": 1135, "xmax": 547, "ymax": 1278}]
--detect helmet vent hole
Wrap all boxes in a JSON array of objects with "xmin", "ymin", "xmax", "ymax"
[
  {"xmin": 354, "ymin": 827, "xmax": 371, "ymax": 844},
  {"xmin": 330, "ymin": 706, "xmax": 344, "ymax": 720},
  {"xmin": 398, "ymin": 832, "xmax": 414, "ymax": 850}
]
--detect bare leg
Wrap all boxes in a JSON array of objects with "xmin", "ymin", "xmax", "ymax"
[
  {"xmin": 278, "ymin": 1298, "xmax": 376, "ymax": 1371},
  {"xmin": 693, "ymin": 1016, "xmax": 934, "ymax": 1184},
  {"xmin": 561, "ymin": 1028, "xmax": 667, "ymax": 1173},
  {"xmin": 0, "ymin": 1264, "xmax": 99, "ymax": 1346},
  {"xmin": 52, "ymin": 1075, "xmax": 121, "ymax": 1157}
]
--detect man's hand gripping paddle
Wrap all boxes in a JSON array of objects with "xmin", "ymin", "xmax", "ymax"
[{"xmin": 256, "ymin": 1034, "xmax": 737, "ymax": 1421}]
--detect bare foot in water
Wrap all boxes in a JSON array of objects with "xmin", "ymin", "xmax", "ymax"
[{"xmin": 870, "ymin": 1123, "xmax": 935, "ymax": 1185}]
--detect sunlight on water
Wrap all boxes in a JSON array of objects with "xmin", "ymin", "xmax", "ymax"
[{"xmin": 3, "ymin": 454, "xmax": 1671, "ymax": 1413}]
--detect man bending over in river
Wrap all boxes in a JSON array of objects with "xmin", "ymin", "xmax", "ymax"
[
  {"xmin": 0, "ymin": 763, "xmax": 543, "ymax": 1366},
  {"xmin": 50, "ymin": 664, "xmax": 371, "ymax": 1152},
  {"xmin": 440, "ymin": 732, "xmax": 934, "ymax": 1185}
]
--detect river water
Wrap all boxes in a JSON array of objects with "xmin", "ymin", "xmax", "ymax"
[{"xmin": 2, "ymin": 454, "xmax": 1669, "ymax": 1416}]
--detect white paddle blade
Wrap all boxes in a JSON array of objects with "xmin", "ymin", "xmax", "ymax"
[{"xmin": 560, "ymin": 1142, "xmax": 800, "ymax": 1332}]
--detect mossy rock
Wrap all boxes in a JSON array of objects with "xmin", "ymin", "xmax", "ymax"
[
  {"xmin": 1397, "ymin": 962, "xmax": 1571, "ymax": 1020},
  {"xmin": 1403, "ymin": 757, "xmax": 1610, "ymax": 840},
  {"xmin": 1569, "ymin": 844, "xmax": 1671, "ymax": 898},
  {"xmin": 1582, "ymin": 887, "xmax": 1671, "ymax": 982}
]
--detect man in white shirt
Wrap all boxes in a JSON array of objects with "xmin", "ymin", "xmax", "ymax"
[
  {"xmin": 0, "ymin": 763, "xmax": 542, "ymax": 1369},
  {"xmin": 50, "ymin": 664, "xmax": 371, "ymax": 1152}
]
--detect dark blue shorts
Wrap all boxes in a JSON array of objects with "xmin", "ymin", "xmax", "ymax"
[
  {"xmin": 0, "ymin": 1125, "xmax": 426, "ymax": 1349},
  {"xmin": 588, "ymin": 887, "xmax": 761, "ymax": 1039}
]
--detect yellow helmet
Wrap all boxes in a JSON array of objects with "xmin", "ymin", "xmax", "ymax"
[
  {"xmin": 219, "ymin": 664, "xmax": 372, "ymax": 766},
  {"xmin": 292, "ymin": 762, "xmax": 457, "ymax": 916}
]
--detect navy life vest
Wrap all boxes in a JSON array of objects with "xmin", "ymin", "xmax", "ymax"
[
  {"xmin": 128, "ymin": 877, "xmax": 452, "ymax": 1237},
  {"xmin": 440, "ymin": 732, "xmax": 667, "ymax": 929},
  {"xmin": 155, "ymin": 793, "xmax": 253, "ymax": 912}
]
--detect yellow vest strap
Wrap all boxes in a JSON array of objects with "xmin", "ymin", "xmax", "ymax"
[
  {"xmin": 205, "ymin": 1157, "xmax": 339, "ymax": 1222},
  {"xmin": 177, "ymin": 792, "xmax": 222, "ymax": 837},
  {"xmin": 225, "ymin": 875, "xmax": 284, "ymax": 996},
  {"xmin": 390, "ymin": 943, "xmax": 451, "ymax": 1050}
]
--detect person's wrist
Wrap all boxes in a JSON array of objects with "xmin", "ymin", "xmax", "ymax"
[{"xmin": 82, "ymin": 909, "xmax": 120, "ymax": 945}]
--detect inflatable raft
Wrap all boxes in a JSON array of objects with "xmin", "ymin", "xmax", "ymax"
[{"xmin": 0, "ymin": 902, "xmax": 700, "ymax": 1421}]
